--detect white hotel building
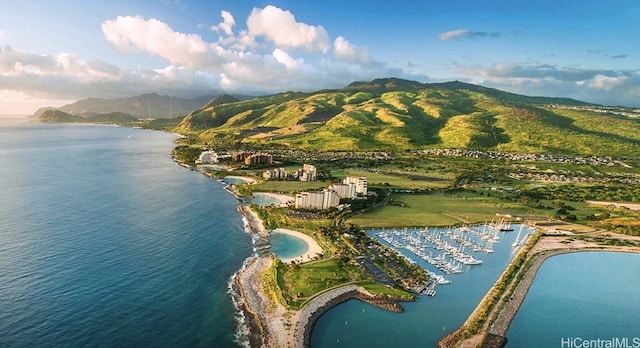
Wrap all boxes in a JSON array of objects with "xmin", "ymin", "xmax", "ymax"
[
  {"xmin": 294, "ymin": 189, "xmax": 340, "ymax": 210},
  {"xmin": 328, "ymin": 183, "xmax": 357, "ymax": 199},
  {"xmin": 343, "ymin": 176, "xmax": 367, "ymax": 195}
]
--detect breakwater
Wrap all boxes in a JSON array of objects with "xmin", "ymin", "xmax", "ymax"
[
  {"xmin": 298, "ymin": 285, "xmax": 406, "ymax": 348},
  {"xmin": 491, "ymin": 247, "xmax": 640, "ymax": 339},
  {"xmin": 440, "ymin": 233, "xmax": 640, "ymax": 348}
]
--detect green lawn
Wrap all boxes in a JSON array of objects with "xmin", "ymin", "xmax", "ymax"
[
  {"xmin": 251, "ymin": 180, "xmax": 328, "ymax": 193},
  {"xmin": 333, "ymin": 169, "xmax": 452, "ymax": 189},
  {"xmin": 284, "ymin": 259, "xmax": 351, "ymax": 298},
  {"xmin": 360, "ymin": 282, "xmax": 414, "ymax": 300},
  {"xmin": 348, "ymin": 192, "xmax": 531, "ymax": 227}
]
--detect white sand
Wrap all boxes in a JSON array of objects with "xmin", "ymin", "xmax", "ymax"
[
  {"xmin": 253, "ymin": 192, "xmax": 294, "ymax": 207},
  {"xmin": 272, "ymin": 228, "xmax": 323, "ymax": 263},
  {"xmin": 224, "ymin": 175, "xmax": 256, "ymax": 184}
]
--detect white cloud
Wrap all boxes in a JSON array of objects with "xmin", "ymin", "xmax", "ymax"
[
  {"xmin": 0, "ymin": 30, "xmax": 5, "ymax": 41},
  {"xmin": 272, "ymin": 49, "xmax": 299, "ymax": 71},
  {"xmin": 102, "ymin": 15, "xmax": 221, "ymax": 69},
  {"xmin": 333, "ymin": 36, "xmax": 370, "ymax": 64},
  {"xmin": 211, "ymin": 10, "xmax": 235, "ymax": 37},
  {"xmin": 439, "ymin": 29, "xmax": 500, "ymax": 41},
  {"xmin": 246, "ymin": 5, "xmax": 330, "ymax": 52},
  {"xmin": 0, "ymin": 45, "xmax": 120, "ymax": 78},
  {"xmin": 1, "ymin": 7, "xmax": 424, "ymax": 114},
  {"xmin": 588, "ymin": 75, "xmax": 626, "ymax": 90},
  {"xmin": 457, "ymin": 62, "xmax": 640, "ymax": 106}
]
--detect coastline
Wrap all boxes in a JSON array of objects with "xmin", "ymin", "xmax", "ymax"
[
  {"xmin": 440, "ymin": 234, "xmax": 640, "ymax": 348},
  {"xmin": 233, "ymin": 205, "xmax": 410, "ymax": 347},
  {"xmin": 225, "ymin": 175, "xmax": 257, "ymax": 184},
  {"xmin": 233, "ymin": 195, "xmax": 410, "ymax": 347}
]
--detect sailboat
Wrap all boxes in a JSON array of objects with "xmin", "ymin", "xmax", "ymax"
[{"xmin": 512, "ymin": 225, "xmax": 523, "ymax": 248}]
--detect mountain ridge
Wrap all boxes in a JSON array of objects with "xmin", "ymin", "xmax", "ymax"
[
  {"xmin": 175, "ymin": 78, "xmax": 639, "ymax": 156},
  {"xmin": 34, "ymin": 93, "xmax": 215, "ymax": 119}
]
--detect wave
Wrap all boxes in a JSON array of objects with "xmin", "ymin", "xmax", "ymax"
[
  {"xmin": 228, "ymin": 254, "xmax": 257, "ymax": 348},
  {"xmin": 229, "ymin": 211, "xmax": 260, "ymax": 347}
]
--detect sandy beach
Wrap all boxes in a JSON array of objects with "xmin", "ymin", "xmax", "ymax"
[
  {"xmin": 225, "ymin": 175, "xmax": 256, "ymax": 184},
  {"xmin": 272, "ymin": 228, "xmax": 323, "ymax": 263},
  {"xmin": 252, "ymin": 192, "xmax": 294, "ymax": 207}
]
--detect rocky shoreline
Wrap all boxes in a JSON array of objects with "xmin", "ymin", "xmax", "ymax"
[{"xmin": 234, "ymin": 203, "xmax": 409, "ymax": 347}]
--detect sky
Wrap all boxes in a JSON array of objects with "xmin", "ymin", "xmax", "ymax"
[{"xmin": 1, "ymin": 0, "xmax": 639, "ymax": 114}]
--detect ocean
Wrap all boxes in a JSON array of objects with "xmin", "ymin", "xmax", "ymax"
[{"xmin": 0, "ymin": 120, "xmax": 252, "ymax": 347}]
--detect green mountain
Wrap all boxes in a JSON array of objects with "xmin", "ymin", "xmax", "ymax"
[
  {"xmin": 37, "ymin": 109, "xmax": 84, "ymax": 123},
  {"xmin": 177, "ymin": 78, "xmax": 640, "ymax": 156},
  {"xmin": 86, "ymin": 112, "xmax": 139, "ymax": 124},
  {"xmin": 34, "ymin": 93, "xmax": 214, "ymax": 119},
  {"xmin": 37, "ymin": 109, "xmax": 140, "ymax": 125}
]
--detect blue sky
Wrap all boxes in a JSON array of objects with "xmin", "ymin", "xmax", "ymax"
[{"xmin": 1, "ymin": 0, "xmax": 639, "ymax": 114}]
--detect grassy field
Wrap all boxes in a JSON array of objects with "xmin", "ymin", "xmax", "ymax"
[
  {"xmin": 283, "ymin": 259, "xmax": 351, "ymax": 300},
  {"xmin": 251, "ymin": 180, "xmax": 328, "ymax": 193},
  {"xmin": 359, "ymin": 282, "xmax": 414, "ymax": 300},
  {"xmin": 348, "ymin": 192, "xmax": 532, "ymax": 228},
  {"xmin": 333, "ymin": 169, "xmax": 452, "ymax": 189}
]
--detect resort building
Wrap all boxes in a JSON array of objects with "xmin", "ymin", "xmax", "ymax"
[
  {"xmin": 328, "ymin": 183, "xmax": 357, "ymax": 199},
  {"xmin": 263, "ymin": 167, "xmax": 288, "ymax": 180},
  {"xmin": 244, "ymin": 153, "xmax": 273, "ymax": 166},
  {"xmin": 294, "ymin": 189, "xmax": 340, "ymax": 210},
  {"xmin": 196, "ymin": 150, "xmax": 218, "ymax": 164},
  {"xmin": 343, "ymin": 176, "xmax": 368, "ymax": 195},
  {"xmin": 297, "ymin": 164, "xmax": 317, "ymax": 181},
  {"xmin": 231, "ymin": 151, "xmax": 250, "ymax": 162}
]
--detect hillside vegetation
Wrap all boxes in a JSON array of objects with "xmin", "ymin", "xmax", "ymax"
[{"xmin": 177, "ymin": 78, "xmax": 640, "ymax": 156}]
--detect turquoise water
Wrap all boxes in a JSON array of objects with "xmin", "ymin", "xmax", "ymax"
[
  {"xmin": 507, "ymin": 252, "xmax": 640, "ymax": 347},
  {"xmin": 0, "ymin": 120, "xmax": 252, "ymax": 347},
  {"xmin": 270, "ymin": 232, "xmax": 309, "ymax": 260},
  {"xmin": 312, "ymin": 226, "xmax": 533, "ymax": 347},
  {"xmin": 250, "ymin": 194, "xmax": 280, "ymax": 206}
]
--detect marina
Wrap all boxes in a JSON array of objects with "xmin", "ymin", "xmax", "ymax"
[
  {"xmin": 314, "ymin": 223, "xmax": 538, "ymax": 347},
  {"xmin": 373, "ymin": 222, "xmax": 532, "ymax": 294}
]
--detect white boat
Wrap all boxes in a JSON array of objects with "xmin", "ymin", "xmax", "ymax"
[{"xmin": 512, "ymin": 225, "xmax": 523, "ymax": 248}]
